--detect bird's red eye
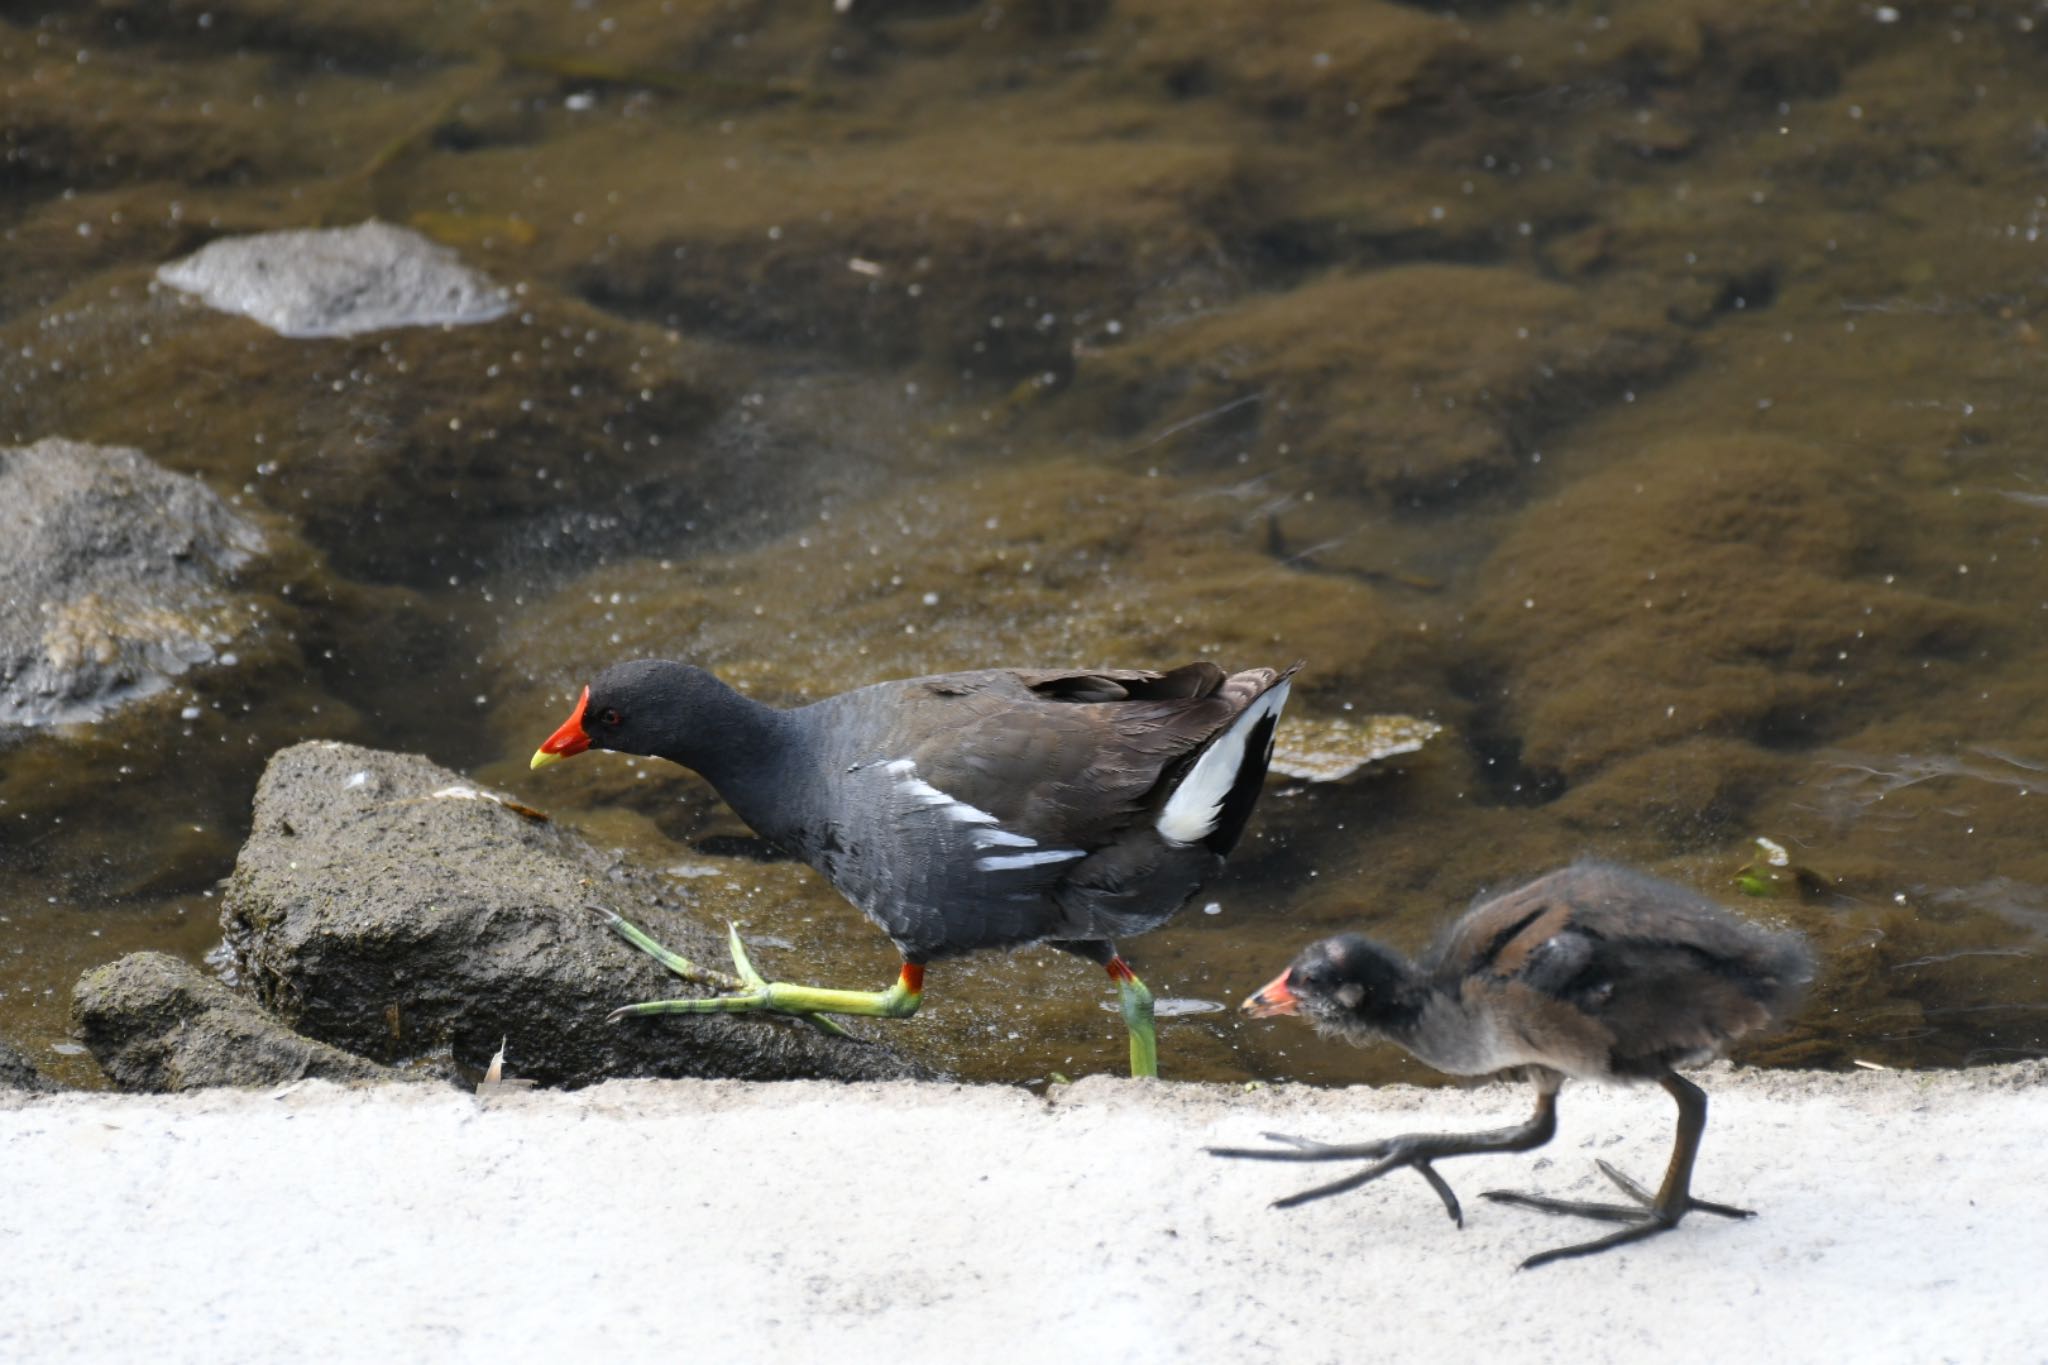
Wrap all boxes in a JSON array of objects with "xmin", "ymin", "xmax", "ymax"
[{"xmin": 598, "ymin": 708, "xmax": 622, "ymax": 728}]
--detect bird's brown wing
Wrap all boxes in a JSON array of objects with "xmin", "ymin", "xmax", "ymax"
[
  {"xmin": 892, "ymin": 665, "xmax": 1279, "ymax": 847},
  {"xmin": 1437, "ymin": 862, "xmax": 1814, "ymax": 1079}
]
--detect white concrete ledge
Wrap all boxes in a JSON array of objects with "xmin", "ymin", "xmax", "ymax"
[{"xmin": 4, "ymin": 1062, "xmax": 2041, "ymax": 1363}]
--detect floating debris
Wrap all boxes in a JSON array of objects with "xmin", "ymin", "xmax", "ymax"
[
  {"xmin": 1268, "ymin": 713, "xmax": 1441, "ymax": 783},
  {"xmin": 429, "ymin": 784, "xmax": 550, "ymax": 823},
  {"xmin": 1099, "ymin": 998, "xmax": 1225, "ymax": 1018},
  {"xmin": 1733, "ymin": 835, "xmax": 1829, "ymax": 899},
  {"xmin": 476, "ymin": 1037, "xmax": 538, "ymax": 1096}
]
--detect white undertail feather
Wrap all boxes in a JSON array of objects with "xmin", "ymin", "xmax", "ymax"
[{"xmin": 1154, "ymin": 679, "xmax": 1291, "ymax": 845}]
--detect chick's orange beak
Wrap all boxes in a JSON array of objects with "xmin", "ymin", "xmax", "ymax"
[
  {"xmin": 1241, "ymin": 968, "xmax": 1300, "ymax": 1018},
  {"xmin": 531, "ymin": 686, "xmax": 592, "ymax": 770}
]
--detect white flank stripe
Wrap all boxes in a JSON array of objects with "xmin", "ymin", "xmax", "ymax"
[
  {"xmin": 892, "ymin": 764, "xmax": 1000, "ymax": 824},
  {"xmin": 1155, "ymin": 679, "xmax": 1291, "ymax": 845},
  {"xmin": 973, "ymin": 829, "xmax": 1037, "ymax": 849},
  {"xmin": 975, "ymin": 849, "xmax": 1086, "ymax": 872}
]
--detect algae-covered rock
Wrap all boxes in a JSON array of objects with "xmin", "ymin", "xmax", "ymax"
[
  {"xmin": 1465, "ymin": 434, "xmax": 1986, "ymax": 781},
  {"xmin": 1077, "ymin": 266, "xmax": 1684, "ymax": 502},
  {"xmin": 492, "ymin": 456, "xmax": 1425, "ymax": 714},
  {"xmin": 0, "ymin": 272, "xmax": 725, "ymax": 587},
  {"xmin": 0, "ymin": 438, "xmax": 270, "ymax": 729},
  {"xmin": 220, "ymin": 741, "xmax": 923, "ymax": 1086},
  {"xmin": 71, "ymin": 951, "xmax": 404, "ymax": 1092},
  {"xmin": 1550, "ymin": 737, "xmax": 1794, "ymax": 844}
]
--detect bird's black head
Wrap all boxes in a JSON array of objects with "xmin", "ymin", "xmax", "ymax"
[
  {"xmin": 1242, "ymin": 933, "xmax": 1423, "ymax": 1044},
  {"xmin": 531, "ymin": 658, "xmax": 722, "ymax": 769}
]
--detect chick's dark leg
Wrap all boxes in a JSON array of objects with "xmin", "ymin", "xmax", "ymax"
[
  {"xmin": 1482, "ymin": 1070, "xmax": 1752, "ymax": 1269},
  {"xmin": 1210, "ymin": 1076, "xmax": 1563, "ymax": 1227}
]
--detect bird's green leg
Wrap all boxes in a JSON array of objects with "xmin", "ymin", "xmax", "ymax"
[
  {"xmin": 1107, "ymin": 956, "xmax": 1158, "ymax": 1079},
  {"xmin": 597, "ymin": 911, "xmax": 923, "ymax": 1038}
]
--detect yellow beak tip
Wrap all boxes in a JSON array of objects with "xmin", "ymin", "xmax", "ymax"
[{"xmin": 529, "ymin": 749, "xmax": 560, "ymax": 771}]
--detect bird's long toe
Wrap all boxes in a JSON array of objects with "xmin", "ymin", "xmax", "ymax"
[
  {"xmin": 1516, "ymin": 1217, "xmax": 1682, "ymax": 1271},
  {"xmin": 597, "ymin": 908, "xmax": 747, "ymax": 992},
  {"xmin": 1483, "ymin": 1161, "xmax": 1755, "ymax": 1226},
  {"xmin": 1480, "ymin": 1189, "xmax": 1652, "ymax": 1224},
  {"xmin": 1207, "ymin": 1131, "xmax": 1470, "ymax": 1225},
  {"xmin": 1484, "ymin": 1164, "xmax": 1760, "ymax": 1270},
  {"xmin": 605, "ymin": 989, "xmax": 772, "ymax": 1023},
  {"xmin": 1206, "ymin": 1132, "xmax": 1401, "ymax": 1162}
]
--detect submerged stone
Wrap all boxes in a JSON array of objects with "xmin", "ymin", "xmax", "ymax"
[
  {"xmin": 0, "ymin": 438, "xmax": 269, "ymax": 729},
  {"xmin": 156, "ymin": 220, "xmax": 510, "ymax": 339},
  {"xmin": 1269, "ymin": 713, "xmax": 1442, "ymax": 784}
]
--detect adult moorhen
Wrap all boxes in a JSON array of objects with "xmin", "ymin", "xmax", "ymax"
[
  {"xmin": 1211, "ymin": 861, "xmax": 1813, "ymax": 1267},
  {"xmin": 532, "ymin": 657, "xmax": 1298, "ymax": 1076}
]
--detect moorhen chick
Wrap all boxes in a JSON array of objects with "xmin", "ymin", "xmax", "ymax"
[
  {"xmin": 532, "ymin": 658, "xmax": 1297, "ymax": 1076},
  {"xmin": 1211, "ymin": 862, "xmax": 1813, "ymax": 1267}
]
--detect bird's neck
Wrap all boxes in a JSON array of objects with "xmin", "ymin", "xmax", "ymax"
[
  {"xmin": 1401, "ymin": 986, "xmax": 1515, "ymax": 1078},
  {"xmin": 662, "ymin": 676, "xmax": 809, "ymax": 839}
]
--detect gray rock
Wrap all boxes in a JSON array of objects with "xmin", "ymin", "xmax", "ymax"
[
  {"xmin": 71, "ymin": 952, "xmax": 401, "ymax": 1091},
  {"xmin": 221, "ymin": 741, "xmax": 922, "ymax": 1086},
  {"xmin": 0, "ymin": 1039, "xmax": 56, "ymax": 1091},
  {"xmin": 0, "ymin": 438, "xmax": 269, "ymax": 729},
  {"xmin": 156, "ymin": 220, "xmax": 511, "ymax": 339}
]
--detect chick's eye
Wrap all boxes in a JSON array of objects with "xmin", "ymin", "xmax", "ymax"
[{"xmin": 598, "ymin": 708, "xmax": 623, "ymax": 728}]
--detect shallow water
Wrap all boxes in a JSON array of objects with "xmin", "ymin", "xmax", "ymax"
[{"xmin": 3, "ymin": 0, "xmax": 2045, "ymax": 1088}]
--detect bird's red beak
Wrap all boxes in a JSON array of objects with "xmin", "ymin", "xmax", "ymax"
[
  {"xmin": 1241, "ymin": 968, "xmax": 1300, "ymax": 1018},
  {"xmin": 531, "ymin": 686, "xmax": 592, "ymax": 769}
]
